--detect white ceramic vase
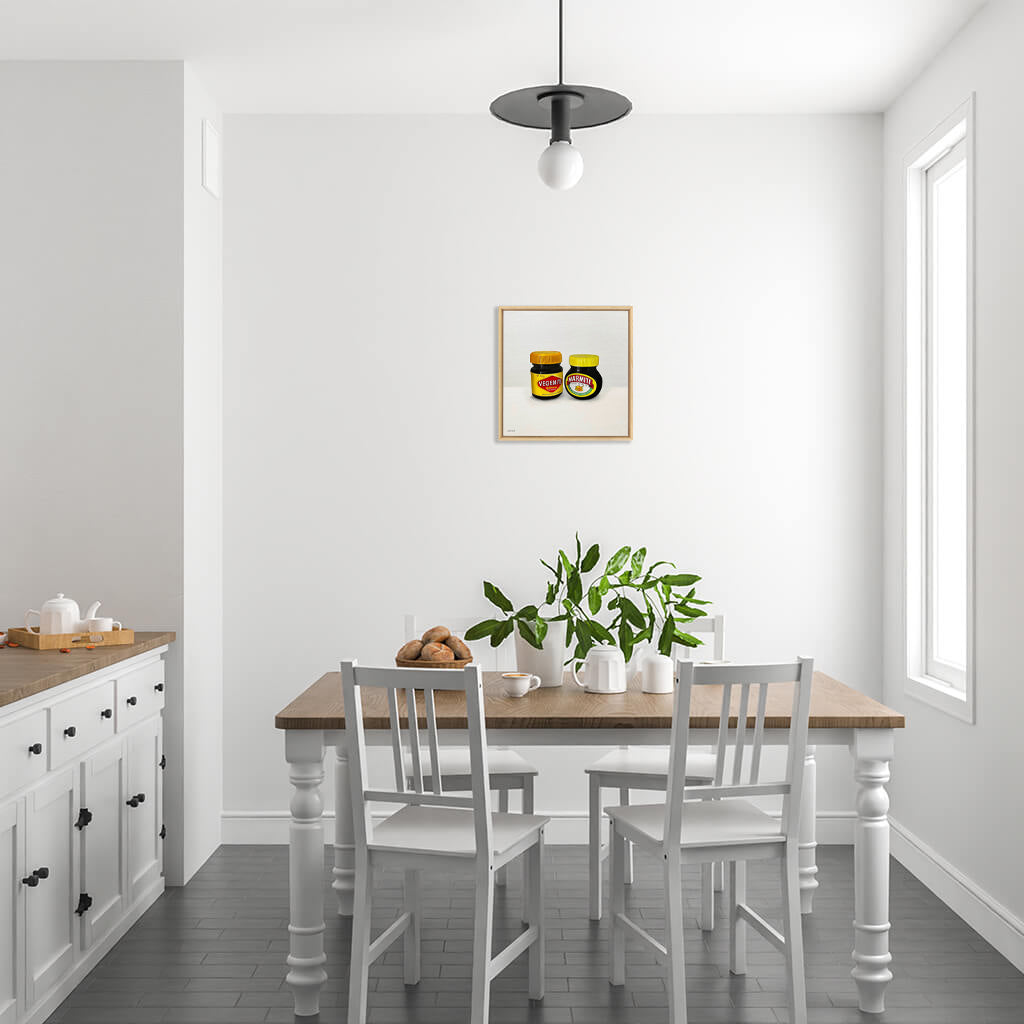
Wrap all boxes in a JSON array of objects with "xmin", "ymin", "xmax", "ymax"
[{"xmin": 514, "ymin": 631, "xmax": 567, "ymax": 688}]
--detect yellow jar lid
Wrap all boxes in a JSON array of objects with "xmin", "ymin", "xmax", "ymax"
[
  {"xmin": 530, "ymin": 351, "xmax": 563, "ymax": 364},
  {"xmin": 569, "ymin": 354, "xmax": 599, "ymax": 367}
]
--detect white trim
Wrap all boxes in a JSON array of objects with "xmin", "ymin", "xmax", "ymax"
[
  {"xmin": 220, "ymin": 809, "xmax": 856, "ymax": 846},
  {"xmin": 891, "ymin": 817, "xmax": 1024, "ymax": 973},
  {"xmin": 903, "ymin": 94, "xmax": 976, "ymax": 724}
]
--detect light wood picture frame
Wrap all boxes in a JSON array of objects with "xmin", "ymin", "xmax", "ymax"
[{"xmin": 498, "ymin": 306, "xmax": 633, "ymax": 441}]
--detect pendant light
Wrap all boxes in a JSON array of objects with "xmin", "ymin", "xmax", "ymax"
[{"xmin": 490, "ymin": 0, "xmax": 631, "ymax": 190}]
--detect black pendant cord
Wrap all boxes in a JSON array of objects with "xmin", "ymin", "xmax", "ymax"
[{"xmin": 558, "ymin": 0, "xmax": 564, "ymax": 84}]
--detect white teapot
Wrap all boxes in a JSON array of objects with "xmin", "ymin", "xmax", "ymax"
[
  {"xmin": 572, "ymin": 645, "xmax": 628, "ymax": 694},
  {"xmin": 25, "ymin": 594, "xmax": 102, "ymax": 635}
]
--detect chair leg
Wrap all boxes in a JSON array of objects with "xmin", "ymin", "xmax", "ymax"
[
  {"xmin": 609, "ymin": 825, "xmax": 626, "ymax": 986},
  {"xmin": 781, "ymin": 844, "xmax": 808, "ymax": 1024},
  {"xmin": 699, "ymin": 862, "xmax": 715, "ymax": 931},
  {"xmin": 347, "ymin": 849, "xmax": 373, "ymax": 1024},
  {"xmin": 619, "ymin": 787, "xmax": 634, "ymax": 884},
  {"xmin": 664, "ymin": 853, "xmax": 688, "ymax": 1024},
  {"xmin": 495, "ymin": 788, "xmax": 509, "ymax": 887},
  {"xmin": 589, "ymin": 774, "xmax": 603, "ymax": 920},
  {"xmin": 527, "ymin": 832, "xmax": 545, "ymax": 1000},
  {"xmin": 470, "ymin": 861, "xmax": 495, "ymax": 1024},
  {"xmin": 403, "ymin": 869, "xmax": 420, "ymax": 985},
  {"xmin": 522, "ymin": 776, "xmax": 535, "ymax": 925},
  {"xmin": 728, "ymin": 860, "xmax": 747, "ymax": 976}
]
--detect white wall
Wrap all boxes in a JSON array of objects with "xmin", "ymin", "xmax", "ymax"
[
  {"xmin": 222, "ymin": 112, "xmax": 882, "ymax": 840},
  {"xmin": 0, "ymin": 61, "xmax": 223, "ymax": 885},
  {"xmin": 882, "ymin": 0, "xmax": 1024, "ymax": 961}
]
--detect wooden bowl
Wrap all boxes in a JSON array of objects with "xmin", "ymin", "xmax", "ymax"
[{"xmin": 395, "ymin": 657, "xmax": 473, "ymax": 670}]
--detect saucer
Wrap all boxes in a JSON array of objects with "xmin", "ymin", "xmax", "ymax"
[{"xmin": 502, "ymin": 688, "xmax": 531, "ymax": 699}]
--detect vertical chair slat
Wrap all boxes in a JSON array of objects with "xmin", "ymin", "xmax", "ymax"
[
  {"xmin": 732, "ymin": 684, "xmax": 751, "ymax": 785},
  {"xmin": 423, "ymin": 687, "xmax": 444, "ymax": 795},
  {"xmin": 750, "ymin": 683, "xmax": 768, "ymax": 783},
  {"xmin": 387, "ymin": 686, "xmax": 406, "ymax": 791},
  {"xmin": 406, "ymin": 688, "xmax": 424, "ymax": 793},
  {"xmin": 715, "ymin": 683, "xmax": 731, "ymax": 784}
]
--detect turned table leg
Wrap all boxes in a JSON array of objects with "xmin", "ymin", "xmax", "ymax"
[
  {"xmin": 799, "ymin": 745, "xmax": 819, "ymax": 913},
  {"xmin": 285, "ymin": 730, "xmax": 327, "ymax": 1017},
  {"xmin": 850, "ymin": 729, "xmax": 895, "ymax": 1014},
  {"xmin": 333, "ymin": 736, "xmax": 356, "ymax": 917}
]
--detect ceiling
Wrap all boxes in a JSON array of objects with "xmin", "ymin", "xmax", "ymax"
[{"xmin": 0, "ymin": 0, "xmax": 987, "ymax": 114}]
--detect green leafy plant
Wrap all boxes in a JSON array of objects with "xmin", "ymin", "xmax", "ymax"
[{"xmin": 466, "ymin": 535, "xmax": 711, "ymax": 665}]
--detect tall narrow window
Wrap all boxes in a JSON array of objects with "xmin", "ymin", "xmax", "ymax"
[{"xmin": 905, "ymin": 99, "xmax": 974, "ymax": 721}]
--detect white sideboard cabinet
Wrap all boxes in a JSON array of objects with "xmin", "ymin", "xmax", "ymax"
[{"xmin": 0, "ymin": 641, "xmax": 170, "ymax": 1024}]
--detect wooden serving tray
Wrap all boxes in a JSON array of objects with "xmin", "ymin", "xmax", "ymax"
[
  {"xmin": 395, "ymin": 657, "xmax": 472, "ymax": 670},
  {"xmin": 6, "ymin": 626, "xmax": 136, "ymax": 650}
]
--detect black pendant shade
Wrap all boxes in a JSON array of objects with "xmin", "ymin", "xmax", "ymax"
[{"xmin": 489, "ymin": 84, "xmax": 632, "ymax": 132}]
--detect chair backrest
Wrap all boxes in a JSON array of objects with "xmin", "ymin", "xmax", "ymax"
[
  {"xmin": 403, "ymin": 614, "xmax": 516, "ymax": 671},
  {"xmin": 663, "ymin": 658, "xmax": 814, "ymax": 855},
  {"xmin": 341, "ymin": 660, "xmax": 493, "ymax": 856},
  {"xmin": 676, "ymin": 613, "xmax": 725, "ymax": 661}
]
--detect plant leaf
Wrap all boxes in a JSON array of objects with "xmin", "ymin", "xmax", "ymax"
[
  {"xmin": 619, "ymin": 596, "xmax": 646, "ymax": 629},
  {"xmin": 483, "ymin": 581, "xmax": 514, "ymax": 614},
  {"xmin": 567, "ymin": 569, "xmax": 582, "ymax": 605},
  {"xmin": 535, "ymin": 617, "xmax": 548, "ymax": 645},
  {"xmin": 491, "ymin": 618, "xmax": 515, "ymax": 647},
  {"xmin": 658, "ymin": 614, "xmax": 676, "ymax": 656},
  {"xmin": 545, "ymin": 582, "xmax": 556, "ymax": 605},
  {"xmin": 465, "ymin": 619, "xmax": 499, "ymax": 641},
  {"xmin": 589, "ymin": 621, "xmax": 614, "ymax": 645},
  {"xmin": 617, "ymin": 570, "xmax": 634, "ymax": 585},
  {"xmin": 605, "ymin": 545, "xmax": 631, "ymax": 575},
  {"xmin": 674, "ymin": 630, "xmax": 701, "ymax": 648},
  {"xmin": 517, "ymin": 617, "xmax": 543, "ymax": 650},
  {"xmin": 630, "ymin": 546, "xmax": 647, "ymax": 576},
  {"xmin": 661, "ymin": 573, "xmax": 702, "ymax": 587},
  {"xmin": 575, "ymin": 532, "xmax": 582, "ymax": 565},
  {"xmin": 565, "ymin": 616, "xmax": 574, "ymax": 647},
  {"xmin": 581, "ymin": 543, "xmax": 601, "ymax": 573},
  {"xmin": 619, "ymin": 621, "xmax": 635, "ymax": 663},
  {"xmin": 587, "ymin": 585, "xmax": 602, "ymax": 615},
  {"xmin": 517, "ymin": 605, "xmax": 539, "ymax": 620},
  {"xmin": 598, "ymin": 574, "xmax": 611, "ymax": 595},
  {"xmin": 559, "ymin": 549, "xmax": 573, "ymax": 574}
]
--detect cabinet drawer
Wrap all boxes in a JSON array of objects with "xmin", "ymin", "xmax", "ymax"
[
  {"xmin": 116, "ymin": 661, "xmax": 165, "ymax": 731},
  {"xmin": 49, "ymin": 681, "xmax": 116, "ymax": 769},
  {"xmin": 0, "ymin": 709, "xmax": 49, "ymax": 796}
]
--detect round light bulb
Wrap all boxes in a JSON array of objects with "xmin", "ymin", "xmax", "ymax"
[{"xmin": 538, "ymin": 140, "xmax": 583, "ymax": 190}]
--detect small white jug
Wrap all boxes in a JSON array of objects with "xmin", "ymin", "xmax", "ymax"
[{"xmin": 572, "ymin": 645, "xmax": 628, "ymax": 694}]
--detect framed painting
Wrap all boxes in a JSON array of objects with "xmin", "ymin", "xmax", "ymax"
[{"xmin": 498, "ymin": 306, "xmax": 633, "ymax": 441}]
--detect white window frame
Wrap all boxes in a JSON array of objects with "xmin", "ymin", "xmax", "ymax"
[{"xmin": 904, "ymin": 96, "xmax": 975, "ymax": 723}]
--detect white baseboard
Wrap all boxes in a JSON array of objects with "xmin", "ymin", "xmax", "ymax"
[
  {"xmin": 221, "ymin": 809, "xmax": 856, "ymax": 846},
  {"xmin": 890, "ymin": 817, "xmax": 1024, "ymax": 973}
]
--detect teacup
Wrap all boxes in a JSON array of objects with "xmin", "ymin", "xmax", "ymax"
[
  {"xmin": 87, "ymin": 617, "xmax": 121, "ymax": 632},
  {"xmin": 501, "ymin": 672, "xmax": 541, "ymax": 698}
]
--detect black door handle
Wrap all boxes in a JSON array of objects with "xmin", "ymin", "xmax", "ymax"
[
  {"xmin": 63, "ymin": 726, "xmax": 77, "ymax": 738},
  {"xmin": 126, "ymin": 793, "xmax": 146, "ymax": 808},
  {"xmin": 126, "ymin": 696, "xmax": 138, "ymax": 706},
  {"xmin": 154, "ymin": 683, "xmax": 164, "ymax": 692},
  {"xmin": 75, "ymin": 808, "xmax": 93, "ymax": 830},
  {"xmin": 100, "ymin": 708, "xmax": 113, "ymax": 719},
  {"xmin": 34, "ymin": 867, "xmax": 49, "ymax": 879},
  {"xmin": 75, "ymin": 893, "xmax": 93, "ymax": 916},
  {"xmin": 28, "ymin": 742, "xmax": 43, "ymax": 755},
  {"xmin": 22, "ymin": 875, "xmax": 39, "ymax": 887}
]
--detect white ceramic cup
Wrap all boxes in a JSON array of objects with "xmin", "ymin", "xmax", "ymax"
[
  {"xmin": 87, "ymin": 617, "xmax": 121, "ymax": 632},
  {"xmin": 501, "ymin": 672, "xmax": 541, "ymax": 698}
]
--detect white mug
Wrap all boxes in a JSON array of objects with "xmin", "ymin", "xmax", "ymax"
[
  {"xmin": 501, "ymin": 672, "xmax": 541, "ymax": 698},
  {"xmin": 87, "ymin": 617, "xmax": 121, "ymax": 632}
]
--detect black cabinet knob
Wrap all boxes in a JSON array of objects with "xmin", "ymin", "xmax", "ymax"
[
  {"xmin": 75, "ymin": 893, "xmax": 93, "ymax": 917},
  {"xmin": 75, "ymin": 808, "xmax": 93, "ymax": 830},
  {"xmin": 21, "ymin": 875, "xmax": 39, "ymax": 887},
  {"xmin": 63, "ymin": 726, "xmax": 77, "ymax": 738},
  {"xmin": 126, "ymin": 696, "xmax": 138, "ymax": 706},
  {"xmin": 34, "ymin": 867, "xmax": 49, "ymax": 879},
  {"xmin": 126, "ymin": 796, "xmax": 139, "ymax": 808},
  {"xmin": 136, "ymin": 793, "xmax": 146, "ymax": 804},
  {"xmin": 100, "ymin": 708, "xmax": 113, "ymax": 719},
  {"xmin": 154, "ymin": 683, "xmax": 164, "ymax": 692},
  {"xmin": 28, "ymin": 742, "xmax": 43, "ymax": 755}
]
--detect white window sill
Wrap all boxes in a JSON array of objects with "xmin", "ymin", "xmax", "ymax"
[{"xmin": 905, "ymin": 673, "xmax": 974, "ymax": 723}]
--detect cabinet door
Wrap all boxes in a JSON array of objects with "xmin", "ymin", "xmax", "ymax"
[
  {"xmin": 0, "ymin": 799, "xmax": 24, "ymax": 1024},
  {"xmin": 25, "ymin": 768, "xmax": 78, "ymax": 1007},
  {"xmin": 80, "ymin": 738, "xmax": 126, "ymax": 948},
  {"xmin": 125, "ymin": 718, "xmax": 162, "ymax": 902}
]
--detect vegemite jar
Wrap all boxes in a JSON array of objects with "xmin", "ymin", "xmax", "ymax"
[
  {"xmin": 565, "ymin": 355, "xmax": 602, "ymax": 399},
  {"xmin": 530, "ymin": 351, "xmax": 563, "ymax": 399}
]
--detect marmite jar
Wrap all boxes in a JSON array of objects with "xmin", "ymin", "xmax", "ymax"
[
  {"xmin": 565, "ymin": 355, "xmax": 602, "ymax": 399},
  {"xmin": 530, "ymin": 351, "xmax": 563, "ymax": 399}
]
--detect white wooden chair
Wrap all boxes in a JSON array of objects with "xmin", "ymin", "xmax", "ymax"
[
  {"xmin": 343, "ymin": 660, "xmax": 548, "ymax": 1024},
  {"xmin": 403, "ymin": 614, "xmax": 539, "ymax": 887},
  {"xmin": 607, "ymin": 657, "xmax": 814, "ymax": 1024},
  {"xmin": 583, "ymin": 614, "xmax": 725, "ymax": 922}
]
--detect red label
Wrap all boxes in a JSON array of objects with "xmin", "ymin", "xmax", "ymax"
[{"xmin": 536, "ymin": 375, "xmax": 562, "ymax": 392}]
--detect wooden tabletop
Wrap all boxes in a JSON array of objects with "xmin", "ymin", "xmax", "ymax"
[
  {"xmin": 275, "ymin": 669, "xmax": 904, "ymax": 731},
  {"xmin": 0, "ymin": 632, "xmax": 176, "ymax": 709}
]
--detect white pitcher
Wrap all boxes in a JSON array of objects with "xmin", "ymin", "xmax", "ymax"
[{"xmin": 572, "ymin": 645, "xmax": 628, "ymax": 694}]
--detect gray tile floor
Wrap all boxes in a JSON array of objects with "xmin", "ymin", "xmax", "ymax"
[{"xmin": 48, "ymin": 845, "xmax": 1024, "ymax": 1023}]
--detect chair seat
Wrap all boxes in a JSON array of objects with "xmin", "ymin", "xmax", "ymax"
[
  {"xmin": 370, "ymin": 805, "xmax": 549, "ymax": 858},
  {"xmin": 606, "ymin": 798, "xmax": 783, "ymax": 849},
  {"xmin": 403, "ymin": 746, "xmax": 538, "ymax": 779},
  {"xmin": 585, "ymin": 746, "xmax": 717, "ymax": 781}
]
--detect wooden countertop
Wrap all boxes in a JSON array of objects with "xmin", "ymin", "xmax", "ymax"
[
  {"xmin": 275, "ymin": 669, "xmax": 905, "ymax": 731},
  {"xmin": 0, "ymin": 632, "xmax": 176, "ymax": 708}
]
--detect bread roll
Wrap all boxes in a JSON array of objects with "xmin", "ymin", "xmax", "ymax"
[
  {"xmin": 397, "ymin": 639, "xmax": 423, "ymax": 661},
  {"xmin": 421, "ymin": 625, "xmax": 451, "ymax": 644},
  {"xmin": 421, "ymin": 642, "xmax": 454, "ymax": 662},
  {"xmin": 444, "ymin": 636, "xmax": 471, "ymax": 660}
]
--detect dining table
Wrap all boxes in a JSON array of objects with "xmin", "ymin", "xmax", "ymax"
[{"xmin": 275, "ymin": 667, "xmax": 905, "ymax": 1018}]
